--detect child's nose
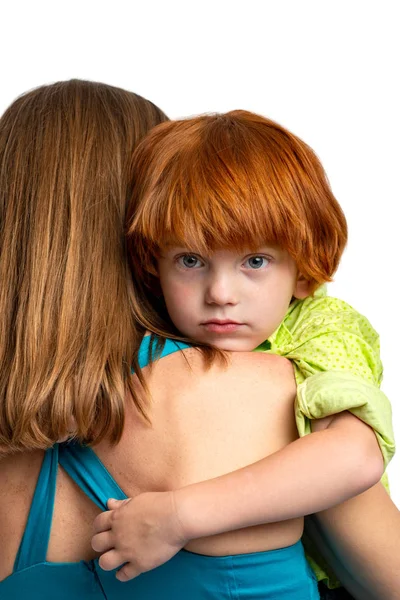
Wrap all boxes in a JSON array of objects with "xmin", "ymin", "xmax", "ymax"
[{"xmin": 205, "ymin": 274, "xmax": 238, "ymax": 306}]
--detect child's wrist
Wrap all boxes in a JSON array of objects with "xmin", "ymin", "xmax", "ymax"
[
  {"xmin": 172, "ymin": 485, "xmax": 206, "ymax": 541},
  {"xmin": 169, "ymin": 489, "xmax": 192, "ymax": 545}
]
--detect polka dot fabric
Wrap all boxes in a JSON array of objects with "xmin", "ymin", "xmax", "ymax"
[
  {"xmin": 257, "ymin": 285, "xmax": 395, "ymax": 467},
  {"xmin": 268, "ymin": 286, "xmax": 382, "ymax": 386}
]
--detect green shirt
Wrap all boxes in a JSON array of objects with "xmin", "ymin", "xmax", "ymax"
[{"xmin": 257, "ymin": 286, "xmax": 395, "ymax": 588}]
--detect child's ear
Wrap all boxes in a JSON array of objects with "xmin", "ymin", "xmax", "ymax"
[{"xmin": 293, "ymin": 273, "xmax": 312, "ymax": 299}]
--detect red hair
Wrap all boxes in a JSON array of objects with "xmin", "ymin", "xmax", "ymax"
[
  {"xmin": 126, "ymin": 111, "xmax": 348, "ymax": 349},
  {"xmin": 127, "ymin": 110, "xmax": 347, "ymax": 295}
]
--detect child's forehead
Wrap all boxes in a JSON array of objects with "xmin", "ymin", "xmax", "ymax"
[{"xmin": 159, "ymin": 239, "xmax": 286, "ymax": 256}]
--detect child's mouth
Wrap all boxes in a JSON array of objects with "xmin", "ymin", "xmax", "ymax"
[{"xmin": 201, "ymin": 320, "xmax": 242, "ymax": 333}]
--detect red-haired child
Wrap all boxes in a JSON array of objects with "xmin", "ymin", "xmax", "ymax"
[{"xmin": 93, "ymin": 111, "xmax": 397, "ymax": 599}]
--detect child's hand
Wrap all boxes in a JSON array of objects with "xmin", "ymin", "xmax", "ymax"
[{"xmin": 91, "ymin": 491, "xmax": 188, "ymax": 582}]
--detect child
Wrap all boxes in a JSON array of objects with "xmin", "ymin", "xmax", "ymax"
[{"xmin": 93, "ymin": 110, "xmax": 396, "ymax": 597}]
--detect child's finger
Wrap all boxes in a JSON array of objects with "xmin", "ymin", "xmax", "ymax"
[
  {"xmin": 98, "ymin": 549, "xmax": 125, "ymax": 572},
  {"xmin": 91, "ymin": 530, "xmax": 114, "ymax": 553},
  {"xmin": 116, "ymin": 562, "xmax": 142, "ymax": 582},
  {"xmin": 93, "ymin": 509, "xmax": 113, "ymax": 533}
]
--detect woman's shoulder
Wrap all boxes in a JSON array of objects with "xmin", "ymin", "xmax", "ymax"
[
  {"xmin": 146, "ymin": 345, "xmax": 296, "ymax": 401},
  {"xmin": 0, "ymin": 450, "xmax": 44, "ymax": 525},
  {"xmin": 0, "ymin": 450, "xmax": 44, "ymax": 581},
  {"xmin": 225, "ymin": 351, "xmax": 296, "ymax": 395},
  {"xmin": 229, "ymin": 349, "xmax": 293, "ymax": 372},
  {"xmin": 0, "ymin": 449, "xmax": 44, "ymax": 487}
]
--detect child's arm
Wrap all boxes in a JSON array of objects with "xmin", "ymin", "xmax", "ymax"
[
  {"xmin": 270, "ymin": 290, "xmax": 396, "ymax": 588},
  {"xmin": 269, "ymin": 288, "xmax": 395, "ymax": 468},
  {"xmin": 92, "ymin": 409, "xmax": 383, "ymax": 581},
  {"xmin": 306, "ymin": 482, "xmax": 400, "ymax": 600},
  {"xmin": 92, "ymin": 293, "xmax": 394, "ymax": 583}
]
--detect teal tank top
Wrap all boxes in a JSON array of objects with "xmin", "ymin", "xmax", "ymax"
[{"xmin": 0, "ymin": 336, "xmax": 319, "ymax": 600}]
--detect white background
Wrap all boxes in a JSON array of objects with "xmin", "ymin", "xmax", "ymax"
[{"xmin": 1, "ymin": 1, "xmax": 399, "ymax": 506}]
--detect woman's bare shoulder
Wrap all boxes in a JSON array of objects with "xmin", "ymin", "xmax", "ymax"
[
  {"xmin": 223, "ymin": 351, "xmax": 296, "ymax": 393},
  {"xmin": 0, "ymin": 450, "xmax": 43, "ymax": 501},
  {"xmin": 147, "ymin": 347, "xmax": 296, "ymax": 398},
  {"xmin": 0, "ymin": 448, "xmax": 43, "ymax": 478},
  {"xmin": 228, "ymin": 350, "xmax": 294, "ymax": 374}
]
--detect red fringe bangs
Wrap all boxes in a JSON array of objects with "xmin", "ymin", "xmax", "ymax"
[{"xmin": 128, "ymin": 111, "xmax": 347, "ymax": 290}]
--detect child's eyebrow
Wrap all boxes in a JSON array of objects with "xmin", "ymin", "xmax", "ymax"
[{"xmin": 162, "ymin": 245, "xmax": 285, "ymax": 257}]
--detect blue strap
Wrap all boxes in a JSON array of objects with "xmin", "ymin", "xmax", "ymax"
[
  {"xmin": 14, "ymin": 336, "xmax": 190, "ymax": 572},
  {"xmin": 58, "ymin": 442, "xmax": 127, "ymax": 510},
  {"xmin": 58, "ymin": 336, "xmax": 192, "ymax": 508},
  {"xmin": 138, "ymin": 335, "xmax": 191, "ymax": 370},
  {"xmin": 14, "ymin": 446, "xmax": 58, "ymax": 571}
]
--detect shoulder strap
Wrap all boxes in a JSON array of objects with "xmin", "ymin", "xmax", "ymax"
[
  {"xmin": 58, "ymin": 336, "xmax": 191, "ymax": 508},
  {"xmin": 58, "ymin": 442, "xmax": 127, "ymax": 510},
  {"xmin": 12, "ymin": 337, "xmax": 189, "ymax": 572},
  {"xmin": 13, "ymin": 446, "xmax": 58, "ymax": 571},
  {"xmin": 58, "ymin": 337, "xmax": 191, "ymax": 507},
  {"xmin": 138, "ymin": 335, "xmax": 191, "ymax": 369}
]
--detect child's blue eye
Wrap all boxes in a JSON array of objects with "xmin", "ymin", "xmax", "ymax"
[
  {"xmin": 246, "ymin": 256, "xmax": 269, "ymax": 269},
  {"xmin": 179, "ymin": 255, "xmax": 202, "ymax": 268}
]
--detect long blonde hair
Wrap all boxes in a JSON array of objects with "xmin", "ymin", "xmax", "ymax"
[{"xmin": 0, "ymin": 79, "xmax": 167, "ymax": 453}]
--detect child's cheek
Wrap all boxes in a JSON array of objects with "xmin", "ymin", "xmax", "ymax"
[{"xmin": 165, "ymin": 281, "xmax": 193, "ymax": 314}]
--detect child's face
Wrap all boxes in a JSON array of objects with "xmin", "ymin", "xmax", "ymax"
[{"xmin": 157, "ymin": 246, "xmax": 310, "ymax": 351}]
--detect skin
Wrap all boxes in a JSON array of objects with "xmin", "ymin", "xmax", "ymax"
[
  {"xmin": 306, "ymin": 483, "xmax": 400, "ymax": 599},
  {"xmin": 308, "ymin": 420, "xmax": 400, "ymax": 599},
  {"xmin": 0, "ymin": 450, "xmax": 101, "ymax": 580},
  {"xmin": 89, "ymin": 244, "xmax": 387, "ymax": 591},
  {"xmin": 0, "ymin": 349, "xmax": 304, "ymax": 579},
  {"xmin": 1, "ymin": 347, "xmax": 391, "ymax": 597},
  {"xmin": 158, "ymin": 246, "xmax": 310, "ymax": 351},
  {"xmin": 1, "ymin": 250, "xmax": 396, "ymax": 597}
]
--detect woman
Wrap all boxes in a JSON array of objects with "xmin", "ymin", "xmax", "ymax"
[{"xmin": 0, "ymin": 80, "xmax": 398, "ymax": 599}]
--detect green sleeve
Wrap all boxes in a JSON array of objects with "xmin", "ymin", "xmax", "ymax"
[
  {"xmin": 265, "ymin": 287, "xmax": 396, "ymax": 468},
  {"xmin": 296, "ymin": 371, "xmax": 394, "ymax": 470}
]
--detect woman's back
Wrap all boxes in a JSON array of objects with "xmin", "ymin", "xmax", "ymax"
[
  {"xmin": 0, "ymin": 345, "xmax": 312, "ymax": 599},
  {"xmin": 0, "ymin": 81, "xmax": 317, "ymax": 599},
  {"xmin": 95, "ymin": 346, "xmax": 303, "ymax": 554}
]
